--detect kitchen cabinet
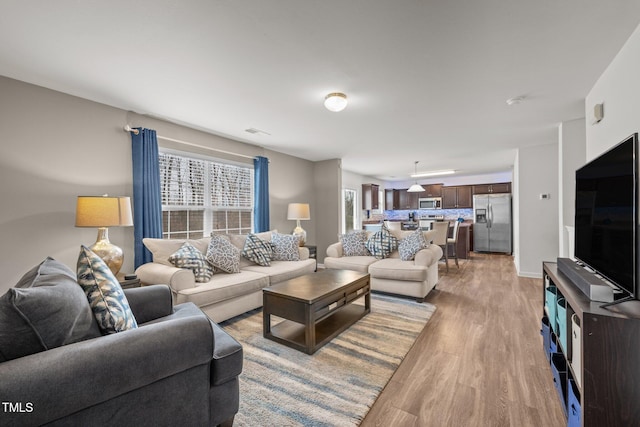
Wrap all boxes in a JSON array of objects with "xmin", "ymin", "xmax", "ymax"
[
  {"xmin": 422, "ymin": 184, "xmax": 443, "ymax": 197},
  {"xmin": 397, "ymin": 189, "xmax": 420, "ymax": 210},
  {"xmin": 385, "ymin": 189, "xmax": 400, "ymax": 210},
  {"xmin": 442, "ymin": 186, "xmax": 472, "ymax": 208},
  {"xmin": 472, "ymin": 182, "xmax": 511, "ymax": 194},
  {"xmin": 362, "ymin": 184, "xmax": 379, "ymax": 210}
]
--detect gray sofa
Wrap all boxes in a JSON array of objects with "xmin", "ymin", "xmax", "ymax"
[{"xmin": 0, "ymin": 276, "xmax": 242, "ymax": 427}]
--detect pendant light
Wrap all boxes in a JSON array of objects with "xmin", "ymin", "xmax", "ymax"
[{"xmin": 407, "ymin": 161, "xmax": 426, "ymax": 192}]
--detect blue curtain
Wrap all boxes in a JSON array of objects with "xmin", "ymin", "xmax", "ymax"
[
  {"xmin": 254, "ymin": 156, "xmax": 270, "ymax": 232},
  {"xmin": 131, "ymin": 128, "xmax": 163, "ymax": 268}
]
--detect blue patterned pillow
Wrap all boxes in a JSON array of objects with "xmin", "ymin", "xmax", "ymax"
[
  {"xmin": 398, "ymin": 230, "xmax": 429, "ymax": 261},
  {"xmin": 242, "ymin": 233, "xmax": 273, "ymax": 266},
  {"xmin": 76, "ymin": 246, "xmax": 138, "ymax": 334},
  {"xmin": 340, "ymin": 230, "xmax": 371, "ymax": 256},
  {"xmin": 206, "ymin": 234, "xmax": 241, "ymax": 273},
  {"xmin": 168, "ymin": 242, "xmax": 215, "ymax": 282},
  {"xmin": 271, "ymin": 233, "xmax": 300, "ymax": 261},
  {"xmin": 366, "ymin": 225, "xmax": 398, "ymax": 259}
]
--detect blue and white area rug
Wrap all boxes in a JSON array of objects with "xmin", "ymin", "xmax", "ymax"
[{"xmin": 220, "ymin": 294, "xmax": 436, "ymax": 426}]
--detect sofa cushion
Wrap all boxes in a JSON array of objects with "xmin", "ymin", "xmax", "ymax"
[
  {"xmin": 168, "ymin": 242, "xmax": 215, "ymax": 282},
  {"xmin": 324, "ymin": 256, "xmax": 378, "ymax": 273},
  {"xmin": 271, "ymin": 233, "xmax": 300, "ymax": 261},
  {"xmin": 143, "ymin": 237, "xmax": 210, "ymax": 266},
  {"xmin": 206, "ymin": 234, "xmax": 241, "ymax": 273},
  {"xmin": 398, "ymin": 230, "xmax": 430, "ymax": 261},
  {"xmin": 77, "ymin": 246, "xmax": 138, "ymax": 334},
  {"xmin": 243, "ymin": 259, "xmax": 316, "ymax": 285},
  {"xmin": 368, "ymin": 258, "xmax": 428, "ymax": 282},
  {"xmin": 365, "ymin": 226, "xmax": 398, "ymax": 259},
  {"xmin": 242, "ymin": 233, "xmax": 273, "ymax": 266},
  {"xmin": 340, "ymin": 230, "xmax": 371, "ymax": 256},
  {"xmin": 0, "ymin": 257, "xmax": 101, "ymax": 362},
  {"xmin": 177, "ymin": 271, "xmax": 269, "ymax": 307}
]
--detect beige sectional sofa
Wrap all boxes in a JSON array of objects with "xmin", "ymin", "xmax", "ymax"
[
  {"xmin": 135, "ymin": 231, "xmax": 316, "ymax": 322},
  {"xmin": 324, "ymin": 229, "xmax": 443, "ymax": 302}
]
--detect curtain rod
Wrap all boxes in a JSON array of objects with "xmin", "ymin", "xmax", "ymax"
[{"xmin": 123, "ymin": 125, "xmax": 256, "ymax": 160}]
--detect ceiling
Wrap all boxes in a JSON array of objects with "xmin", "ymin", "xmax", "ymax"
[{"xmin": 1, "ymin": 1, "xmax": 639, "ymax": 182}]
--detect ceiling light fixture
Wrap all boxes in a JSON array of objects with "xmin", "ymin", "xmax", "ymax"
[
  {"xmin": 324, "ymin": 92, "xmax": 348, "ymax": 112},
  {"xmin": 407, "ymin": 161, "xmax": 426, "ymax": 193},
  {"xmin": 411, "ymin": 169, "xmax": 456, "ymax": 178}
]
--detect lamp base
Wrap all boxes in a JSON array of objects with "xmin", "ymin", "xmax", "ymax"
[
  {"xmin": 292, "ymin": 221, "xmax": 306, "ymax": 247},
  {"xmin": 90, "ymin": 227, "xmax": 124, "ymax": 275}
]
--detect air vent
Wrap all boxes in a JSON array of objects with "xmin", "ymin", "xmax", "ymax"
[{"xmin": 245, "ymin": 128, "xmax": 271, "ymax": 136}]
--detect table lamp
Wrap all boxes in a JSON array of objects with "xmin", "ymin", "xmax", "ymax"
[
  {"xmin": 75, "ymin": 195, "xmax": 134, "ymax": 275},
  {"xmin": 287, "ymin": 203, "xmax": 310, "ymax": 246}
]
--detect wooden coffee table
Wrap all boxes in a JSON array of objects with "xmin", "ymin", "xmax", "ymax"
[{"xmin": 263, "ymin": 269, "xmax": 371, "ymax": 354}]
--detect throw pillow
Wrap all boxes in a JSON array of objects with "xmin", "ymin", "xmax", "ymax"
[
  {"xmin": 398, "ymin": 230, "xmax": 430, "ymax": 261},
  {"xmin": 77, "ymin": 246, "xmax": 138, "ymax": 334},
  {"xmin": 340, "ymin": 230, "xmax": 371, "ymax": 256},
  {"xmin": 242, "ymin": 233, "xmax": 273, "ymax": 266},
  {"xmin": 168, "ymin": 242, "xmax": 215, "ymax": 282},
  {"xmin": 366, "ymin": 225, "xmax": 399, "ymax": 259},
  {"xmin": 271, "ymin": 233, "xmax": 300, "ymax": 261},
  {"xmin": 0, "ymin": 257, "xmax": 102, "ymax": 362},
  {"xmin": 206, "ymin": 234, "xmax": 241, "ymax": 273}
]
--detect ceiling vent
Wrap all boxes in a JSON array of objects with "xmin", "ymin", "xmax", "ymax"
[{"xmin": 245, "ymin": 128, "xmax": 271, "ymax": 136}]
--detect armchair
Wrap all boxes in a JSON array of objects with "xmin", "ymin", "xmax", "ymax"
[{"xmin": 0, "ymin": 284, "xmax": 242, "ymax": 427}]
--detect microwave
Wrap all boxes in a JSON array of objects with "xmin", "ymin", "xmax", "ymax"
[{"xmin": 418, "ymin": 197, "xmax": 442, "ymax": 209}]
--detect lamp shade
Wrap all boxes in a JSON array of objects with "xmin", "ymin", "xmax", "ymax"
[
  {"xmin": 287, "ymin": 203, "xmax": 310, "ymax": 220},
  {"xmin": 407, "ymin": 184, "xmax": 426, "ymax": 193},
  {"xmin": 75, "ymin": 196, "xmax": 133, "ymax": 227}
]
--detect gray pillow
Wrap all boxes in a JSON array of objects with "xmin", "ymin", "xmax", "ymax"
[{"xmin": 0, "ymin": 257, "xmax": 101, "ymax": 362}]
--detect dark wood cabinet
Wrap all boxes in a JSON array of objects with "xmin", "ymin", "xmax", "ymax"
[
  {"xmin": 362, "ymin": 184, "xmax": 379, "ymax": 210},
  {"xmin": 422, "ymin": 184, "xmax": 443, "ymax": 197},
  {"xmin": 385, "ymin": 189, "xmax": 400, "ymax": 210},
  {"xmin": 442, "ymin": 186, "xmax": 472, "ymax": 208},
  {"xmin": 472, "ymin": 182, "xmax": 511, "ymax": 194},
  {"xmin": 542, "ymin": 262, "xmax": 640, "ymax": 426},
  {"xmin": 397, "ymin": 189, "xmax": 414, "ymax": 210}
]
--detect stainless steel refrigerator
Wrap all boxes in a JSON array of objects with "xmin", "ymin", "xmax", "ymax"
[{"xmin": 473, "ymin": 194, "xmax": 512, "ymax": 254}]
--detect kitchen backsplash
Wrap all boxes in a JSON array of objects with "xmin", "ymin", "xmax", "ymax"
[{"xmin": 384, "ymin": 208, "xmax": 474, "ymax": 221}]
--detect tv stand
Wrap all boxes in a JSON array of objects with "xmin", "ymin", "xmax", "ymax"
[
  {"xmin": 542, "ymin": 262, "xmax": 640, "ymax": 426},
  {"xmin": 600, "ymin": 294, "xmax": 635, "ymax": 309}
]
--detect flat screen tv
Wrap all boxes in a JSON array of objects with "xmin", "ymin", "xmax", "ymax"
[{"xmin": 575, "ymin": 133, "xmax": 638, "ymax": 299}]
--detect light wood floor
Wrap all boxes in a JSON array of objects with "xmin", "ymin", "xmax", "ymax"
[{"xmin": 360, "ymin": 252, "xmax": 566, "ymax": 427}]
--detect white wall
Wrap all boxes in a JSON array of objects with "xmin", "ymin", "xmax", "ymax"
[
  {"xmin": 586, "ymin": 23, "xmax": 640, "ymax": 160},
  {"xmin": 515, "ymin": 143, "xmax": 559, "ymax": 278},
  {"xmin": 558, "ymin": 118, "xmax": 586, "ymax": 258}
]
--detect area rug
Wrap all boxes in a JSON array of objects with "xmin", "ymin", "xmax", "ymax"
[{"xmin": 220, "ymin": 294, "xmax": 436, "ymax": 426}]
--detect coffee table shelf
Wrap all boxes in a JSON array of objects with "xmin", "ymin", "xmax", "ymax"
[{"xmin": 263, "ymin": 269, "xmax": 371, "ymax": 354}]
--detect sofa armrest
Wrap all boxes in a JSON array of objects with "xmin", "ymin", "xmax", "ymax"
[
  {"xmin": 415, "ymin": 244, "xmax": 443, "ymax": 266},
  {"xmin": 326, "ymin": 242, "xmax": 343, "ymax": 258},
  {"xmin": 135, "ymin": 262, "xmax": 196, "ymax": 292},
  {"xmin": 298, "ymin": 246, "xmax": 309, "ymax": 260},
  {"xmin": 124, "ymin": 285, "xmax": 173, "ymax": 324},
  {"xmin": 0, "ymin": 307, "xmax": 214, "ymax": 426}
]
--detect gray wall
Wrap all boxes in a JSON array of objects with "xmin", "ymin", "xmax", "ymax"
[
  {"xmin": 314, "ymin": 159, "xmax": 342, "ymax": 264},
  {"xmin": 0, "ymin": 76, "xmax": 318, "ymax": 294}
]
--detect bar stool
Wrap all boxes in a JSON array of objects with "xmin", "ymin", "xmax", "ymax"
[
  {"xmin": 431, "ymin": 221, "xmax": 450, "ymax": 272},
  {"xmin": 447, "ymin": 220, "xmax": 461, "ymax": 269}
]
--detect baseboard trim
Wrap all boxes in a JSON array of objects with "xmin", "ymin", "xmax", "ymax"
[{"xmin": 518, "ymin": 271, "xmax": 542, "ymax": 279}]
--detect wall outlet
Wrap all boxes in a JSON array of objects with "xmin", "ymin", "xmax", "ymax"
[{"xmin": 540, "ymin": 193, "xmax": 551, "ymax": 200}]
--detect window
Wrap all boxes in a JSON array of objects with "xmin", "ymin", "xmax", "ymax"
[
  {"xmin": 159, "ymin": 151, "xmax": 253, "ymax": 239},
  {"xmin": 342, "ymin": 189, "xmax": 357, "ymax": 233}
]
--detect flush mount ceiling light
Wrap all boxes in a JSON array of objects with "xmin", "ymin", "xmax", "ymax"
[
  {"xmin": 411, "ymin": 169, "xmax": 456, "ymax": 178},
  {"xmin": 407, "ymin": 161, "xmax": 426, "ymax": 193},
  {"xmin": 506, "ymin": 95, "xmax": 525, "ymax": 106},
  {"xmin": 324, "ymin": 92, "xmax": 348, "ymax": 112}
]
